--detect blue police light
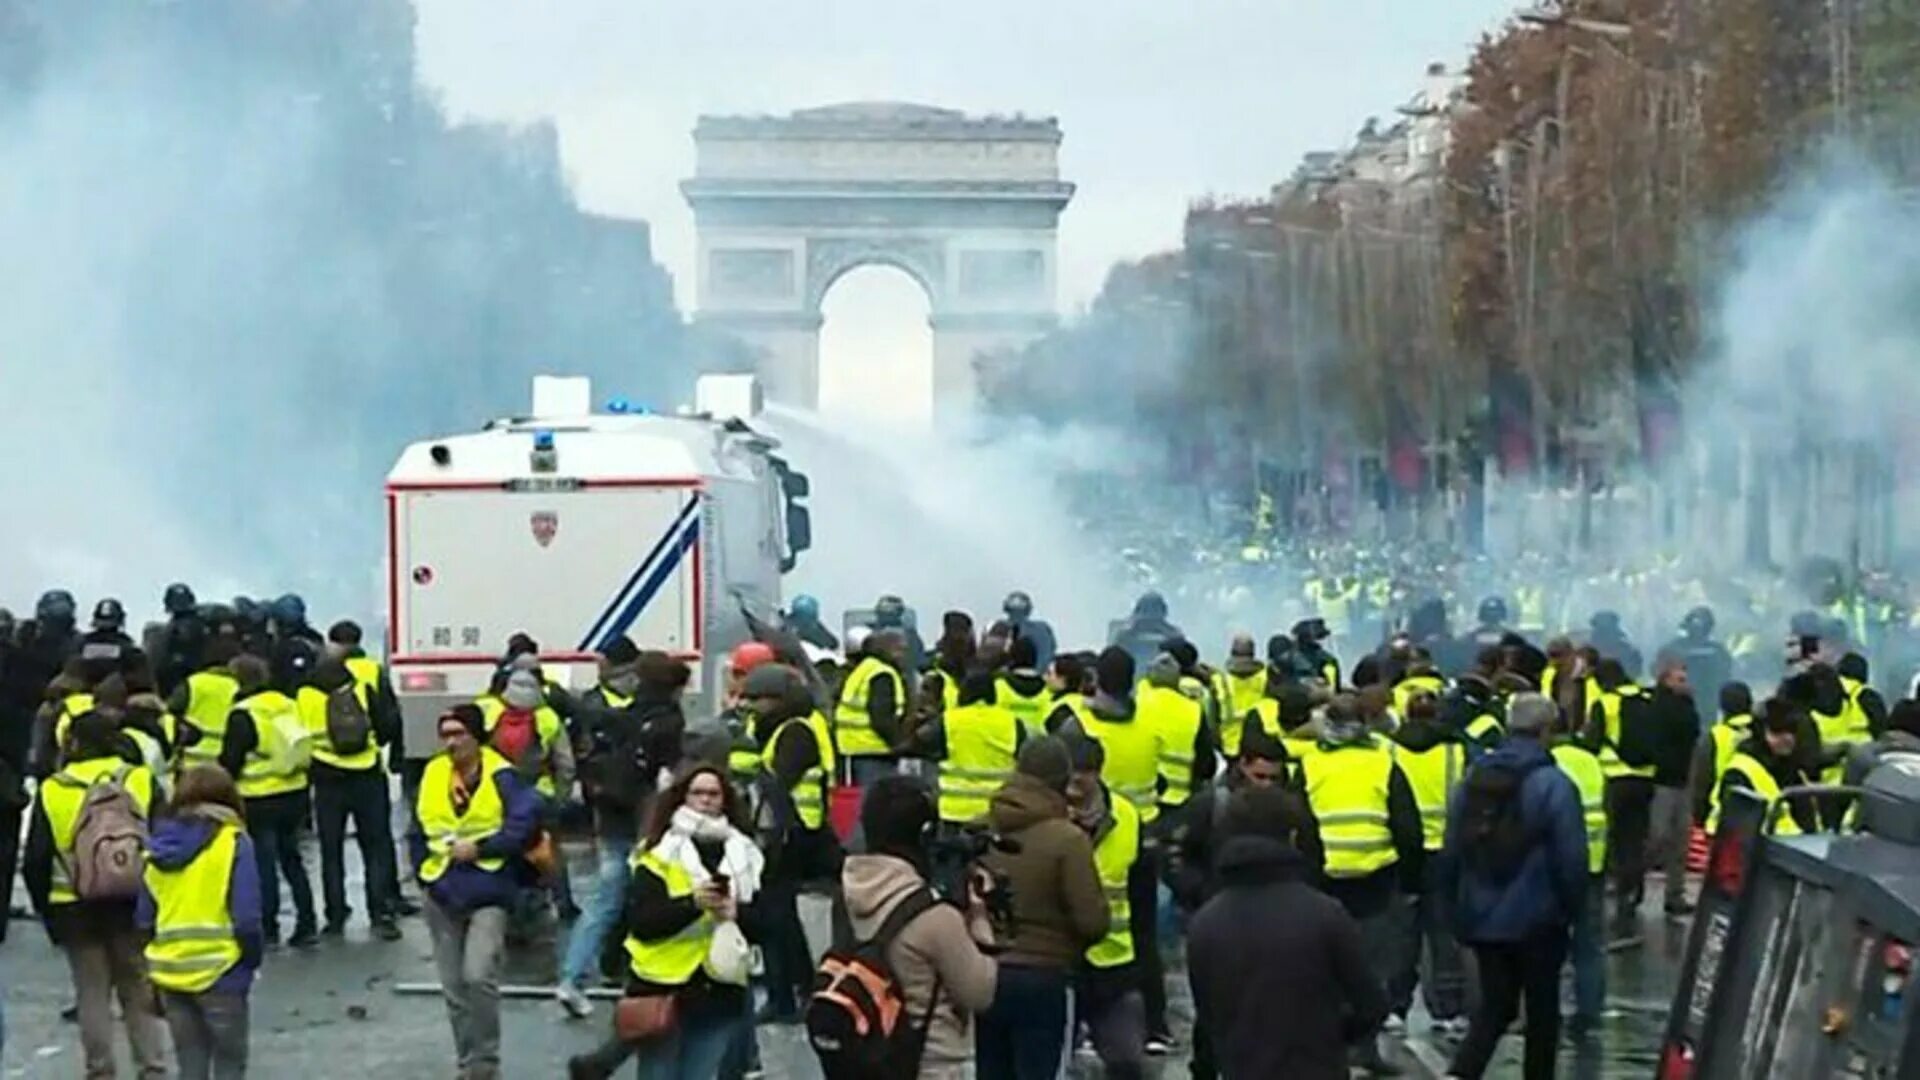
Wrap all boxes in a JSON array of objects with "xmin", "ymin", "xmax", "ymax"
[
  {"xmin": 532, "ymin": 429, "xmax": 555, "ymax": 451},
  {"xmin": 606, "ymin": 397, "xmax": 631, "ymax": 414}
]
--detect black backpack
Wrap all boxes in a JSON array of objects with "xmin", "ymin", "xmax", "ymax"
[
  {"xmin": 807, "ymin": 886, "xmax": 942, "ymax": 1080},
  {"xmin": 324, "ymin": 684, "xmax": 373, "ymax": 756},
  {"xmin": 1612, "ymin": 691, "xmax": 1661, "ymax": 768},
  {"xmin": 1458, "ymin": 759, "xmax": 1540, "ymax": 882}
]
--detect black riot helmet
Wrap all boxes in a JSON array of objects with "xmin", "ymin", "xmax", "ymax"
[
  {"xmin": 1681, "ymin": 605, "xmax": 1715, "ymax": 638},
  {"xmin": 874, "ymin": 594, "xmax": 906, "ymax": 626},
  {"xmin": 163, "ymin": 583, "xmax": 198, "ymax": 617},
  {"xmin": 37, "ymin": 589, "xmax": 77, "ymax": 626},
  {"xmin": 1003, "ymin": 591, "xmax": 1034, "ymax": 622},
  {"xmin": 91, "ymin": 597, "xmax": 126, "ymax": 631},
  {"xmin": 1478, "ymin": 596, "xmax": 1508, "ymax": 626}
]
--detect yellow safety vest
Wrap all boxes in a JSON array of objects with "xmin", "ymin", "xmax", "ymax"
[
  {"xmin": 1391, "ymin": 675, "xmax": 1445, "ymax": 718},
  {"xmin": 726, "ymin": 723, "xmax": 762, "ymax": 791},
  {"xmin": 1079, "ymin": 708, "xmax": 1163, "ymax": 825},
  {"xmin": 1281, "ymin": 731, "xmax": 1321, "ymax": 780},
  {"xmin": 41, "ymin": 757, "xmax": 154, "ymax": 905},
  {"xmin": 415, "ymin": 747, "xmax": 515, "ymax": 882},
  {"xmin": 1465, "ymin": 713, "xmax": 1504, "ymax": 745},
  {"xmin": 625, "ymin": 849, "xmax": 715, "ymax": 985},
  {"xmin": 1708, "ymin": 715, "xmax": 1752, "ymax": 791},
  {"xmin": 1709, "ymin": 752, "xmax": 1803, "ymax": 836},
  {"xmin": 1307, "ymin": 580, "xmax": 1360, "ymax": 639},
  {"xmin": 476, "ymin": 696, "xmax": 565, "ymax": 798},
  {"xmin": 939, "ymin": 703, "xmax": 1021, "ymax": 824},
  {"xmin": 143, "ymin": 821, "xmax": 242, "ymax": 993},
  {"xmin": 1085, "ymin": 793, "xmax": 1140, "ymax": 970},
  {"xmin": 1391, "ymin": 739, "xmax": 1465, "ymax": 851},
  {"xmin": 1515, "ymin": 586, "xmax": 1547, "ymax": 634},
  {"xmin": 235, "ymin": 691, "xmax": 309, "ymax": 799},
  {"xmin": 1212, "ymin": 669, "xmax": 1267, "ymax": 743},
  {"xmin": 1302, "ymin": 742, "xmax": 1398, "ymax": 878},
  {"xmin": 180, "ymin": 670, "xmax": 239, "ymax": 766},
  {"xmin": 51, "ymin": 693, "xmax": 97, "ymax": 754},
  {"xmin": 1824, "ymin": 679, "xmax": 1875, "ymax": 783},
  {"xmin": 1048, "ymin": 692, "xmax": 1092, "ymax": 735},
  {"xmin": 1541, "ymin": 664, "xmax": 1561, "ymax": 701},
  {"xmin": 1550, "ymin": 743, "xmax": 1608, "ymax": 874},
  {"xmin": 1140, "ymin": 685, "xmax": 1202, "ymax": 809},
  {"xmin": 1227, "ymin": 697, "xmax": 1281, "ymax": 760},
  {"xmin": 1595, "ymin": 685, "xmax": 1656, "ymax": 780},
  {"xmin": 762, "ymin": 712, "xmax": 835, "ymax": 831},
  {"xmin": 994, "ymin": 677, "xmax": 1052, "ymax": 736},
  {"xmin": 834, "ymin": 657, "xmax": 904, "ymax": 758},
  {"xmin": 297, "ymin": 682, "xmax": 381, "ymax": 772}
]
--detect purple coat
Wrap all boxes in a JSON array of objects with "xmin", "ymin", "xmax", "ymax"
[{"xmin": 137, "ymin": 813, "xmax": 264, "ymax": 995}]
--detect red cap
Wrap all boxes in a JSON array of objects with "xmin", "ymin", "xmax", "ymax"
[{"xmin": 730, "ymin": 641, "xmax": 776, "ymax": 675}]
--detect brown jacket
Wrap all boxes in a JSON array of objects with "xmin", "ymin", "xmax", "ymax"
[
  {"xmin": 981, "ymin": 774, "xmax": 1110, "ymax": 969},
  {"xmin": 842, "ymin": 855, "xmax": 997, "ymax": 1071}
]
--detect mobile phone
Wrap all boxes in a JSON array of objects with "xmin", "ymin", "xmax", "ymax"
[{"xmin": 711, "ymin": 872, "xmax": 731, "ymax": 895}]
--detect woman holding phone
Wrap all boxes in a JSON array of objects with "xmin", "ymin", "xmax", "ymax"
[{"xmin": 568, "ymin": 764, "xmax": 764, "ymax": 1080}]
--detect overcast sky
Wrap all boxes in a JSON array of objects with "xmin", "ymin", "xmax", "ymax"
[{"xmin": 412, "ymin": 0, "xmax": 1521, "ymax": 415}]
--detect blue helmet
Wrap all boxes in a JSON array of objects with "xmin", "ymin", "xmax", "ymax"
[
  {"xmin": 790, "ymin": 594, "xmax": 820, "ymax": 621},
  {"xmin": 271, "ymin": 593, "xmax": 307, "ymax": 626}
]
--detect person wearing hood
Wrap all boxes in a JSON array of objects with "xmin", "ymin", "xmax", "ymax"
[
  {"xmin": 839, "ymin": 775, "xmax": 999, "ymax": 1080},
  {"xmin": 299, "ymin": 655, "xmax": 402, "ymax": 942},
  {"xmin": 481, "ymin": 660, "xmax": 579, "ymax": 918},
  {"xmin": 1845, "ymin": 698, "xmax": 1920, "ymax": 787},
  {"xmin": 1298, "ymin": 695, "xmax": 1422, "ymax": 1075},
  {"xmin": 219, "ymin": 653, "xmax": 318, "ymax": 949},
  {"xmin": 1110, "ymin": 592, "xmax": 1182, "ymax": 673},
  {"xmin": 24, "ymin": 710, "xmax": 171, "ymax": 1078},
  {"xmin": 1188, "ymin": 786, "xmax": 1387, "ymax": 1080},
  {"xmin": 1706, "ymin": 697, "xmax": 1819, "ymax": 836},
  {"xmin": 411, "ymin": 704, "xmax": 539, "ymax": 1080},
  {"xmin": 139, "ymin": 765, "xmax": 265, "ymax": 1080},
  {"xmin": 1646, "ymin": 661, "xmax": 1702, "ymax": 916},
  {"xmin": 1441, "ymin": 694, "xmax": 1588, "ymax": 1080},
  {"xmin": 995, "ymin": 636, "xmax": 1052, "ymax": 736},
  {"xmin": 1002, "ymin": 591, "xmax": 1057, "ymax": 673},
  {"xmin": 744, "ymin": 663, "xmax": 841, "ymax": 1024},
  {"xmin": 1055, "ymin": 647, "xmax": 1175, "ymax": 1053},
  {"xmin": 1386, "ymin": 692, "xmax": 1470, "ymax": 1037},
  {"xmin": 1209, "ymin": 634, "xmax": 1268, "ymax": 756},
  {"xmin": 1061, "ymin": 735, "xmax": 1151, "ymax": 1076},
  {"xmin": 976, "ymin": 736, "xmax": 1109, "ymax": 1080}
]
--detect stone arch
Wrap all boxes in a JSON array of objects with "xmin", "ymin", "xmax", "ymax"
[{"xmin": 682, "ymin": 102, "xmax": 1072, "ymax": 421}]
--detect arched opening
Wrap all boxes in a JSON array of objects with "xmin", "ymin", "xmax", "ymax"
[{"xmin": 817, "ymin": 263, "xmax": 933, "ymax": 424}]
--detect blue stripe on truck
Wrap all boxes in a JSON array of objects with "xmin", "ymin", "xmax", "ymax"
[
  {"xmin": 577, "ymin": 497, "xmax": 700, "ymax": 652},
  {"xmin": 593, "ymin": 516, "xmax": 699, "ymax": 653}
]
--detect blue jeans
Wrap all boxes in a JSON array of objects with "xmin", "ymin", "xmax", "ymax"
[
  {"xmin": 562, "ymin": 840, "xmax": 633, "ymax": 987},
  {"xmin": 635, "ymin": 1011, "xmax": 742, "ymax": 1080},
  {"xmin": 1569, "ymin": 874, "xmax": 1607, "ymax": 1026},
  {"xmin": 976, "ymin": 964, "xmax": 1073, "ymax": 1080}
]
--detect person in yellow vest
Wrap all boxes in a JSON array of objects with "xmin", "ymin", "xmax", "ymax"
[
  {"xmin": 218, "ymin": 652, "xmax": 319, "ymax": 949},
  {"xmin": 741, "ymin": 663, "xmax": 842, "ymax": 1025},
  {"xmin": 1055, "ymin": 647, "xmax": 1174, "ymax": 1054},
  {"xmin": 995, "ymin": 636, "xmax": 1053, "ymax": 736},
  {"xmin": 1040, "ymin": 652, "xmax": 1094, "ymax": 734},
  {"xmin": 1298, "ymin": 696, "xmax": 1423, "ymax": 1074},
  {"xmin": 410, "ymin": 704, "xmax": 540, "ymax": 1080},
  {"xmin": 1385, "ymin": 693, "xmax": 1470, "ymax": 1035},
  {"xmin": 1390, "ymin": 649, "xmax": 1446, "ymax": 721},
  {"xmin": 1209, "ymin": 635, "xmax": 1269, "ymax": 753},
  {"xmin": 91, "ymin": 673, "xmax": 177, "ymax": 796},
  {"xmin": 1708, "ymin": 699, "xmax": 1818, "ymax": 836},
  {"xmin": 1064, "ymin": 734, "xmax": 1151, "ymax": 1074},
  {"xmin": 1687, "ymin": 682, "xmax": 1754, "ymax": 831},
  {"xmin": 479, "ymin": 664, "xmax": 580, "ymax": 919},
  {"xmin": 1830, "ymin": 654, "xmax": 1887, "ymax": 779},
  {"xmin": 570, "ymin": 763, "xmax": 769, "ymax": 1080},
  {"xmin": 1548, "ymin": 708, "xmax": 1609, "ymax": 1043},
  {"xmin": 929, "ymin": 610, "xmax": 977, "ymax": 714},
  {"xmin": 22, "ymin": 710, "xmax": 171, "ymax": 1078},
  {"xmin": 1292, "ymin": 618, "xmax": 1342, "ymax": 690},
  {"xmin": 324, "ymin": 619, "xmax": 420, "ymax": 923},
  {"xmin": 1584, "ymin": 658, "xmax": 1656, "ymax": 944},
  {"xmin": 29, "ymin": 659, "xmax": 94, "ymax": 778},
  {"xmin": 1140, "ymin": 652, "xmax": 1217, "ymax": 830},
  {"xmin": 169, "ymin": 635, "xmax": 243, "ymax": 771},
  {"xmin": 934, "ymin": 670, "xmax": 1025, "ymax": 827},
  {"xmin": 833, "ymin": 627, "xmax": 912, "ymax": 793},
  {"xmin": 299, "ymin": 656, "xmax": 403, "ymax": 943},
  {"xmin": 139, "ymin": 765, "xmax": 265, "ymax": 1080}
]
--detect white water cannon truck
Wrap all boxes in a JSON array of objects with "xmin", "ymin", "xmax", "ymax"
[{"xmin": 382, "ymin": 374, "xmax": 811, "ymax": 762}]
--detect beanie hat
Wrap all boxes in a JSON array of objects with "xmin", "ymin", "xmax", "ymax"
[
  {"xmin": 503, "ymin": 670, "xmax": 544, "ymax": 709},
  {"xmin": 1016, "ymin": 735, "xmax": 1073, "ymax": 793},
  {"xmin": 1165, "ymin": 638, "xmax": 1199, "ymax": 671},
  {"xmin": 1229, "ymin": 633, "xmax": 1256, "ymax": 658},
  {"xmin": 1145, "ymin": 653, "xmax": 1181, "ymax": 690},
  {"xmin": 602, "ymin": 635, "xmax": 641, "ymax": 667},
  {"xmin": 441, "ymin": 703, "xmax": 487, "ymax": 741},
  {"xmin": 638, "ymin": 651, "xmax": 692, "ymax": 691},
  {"xmin": 1095, "ymin": 647, "xmax": 1134, "ymax": 697},
  {"xmin": 740, "ymin": 663, "xmax": 797, "ymax": 700}
]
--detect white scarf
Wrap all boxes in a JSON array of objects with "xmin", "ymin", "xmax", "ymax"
[{"xmin": 650, "ymin": 805, "xmax": 763, "ymax": 903}]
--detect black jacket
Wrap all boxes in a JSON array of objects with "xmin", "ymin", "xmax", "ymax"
[
  {"xmin": 578, "ymin": 685, "xmax": 683, "ymax": 839},
  {"xmin": 621, "ymin": 837, "xmax": 763, "ymax": 1022},
  {"xmin": 1166, "ymin": 778, "xmax": 1322, "ymax": 911},
  {"xmin": 1648, "ymin": 685, "xmax": 1702, "ymax": 788},
  {"xmin": 1188, "ymin": 836, "xmax": 1387, "ymax": 1080}
]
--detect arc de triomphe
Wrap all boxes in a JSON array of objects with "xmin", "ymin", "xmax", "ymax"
[{"xmin": 681, "ymin": 103, "xmax": 1074, "ymax": 417}]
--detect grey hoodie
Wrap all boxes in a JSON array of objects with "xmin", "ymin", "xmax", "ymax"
[{"xmin": 841, "ymin": 854, "xmax": 997, "ymax": 1070}]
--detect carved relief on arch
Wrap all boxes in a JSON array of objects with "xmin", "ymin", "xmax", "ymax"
[{"xmin": 804, "ymin": 237, "xmax": 946, "ymax": 312}]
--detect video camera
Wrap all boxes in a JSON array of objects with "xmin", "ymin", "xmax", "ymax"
[{"xmin": 928, "ymin": 824, "xmax": 1021, "ymax": 933}]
